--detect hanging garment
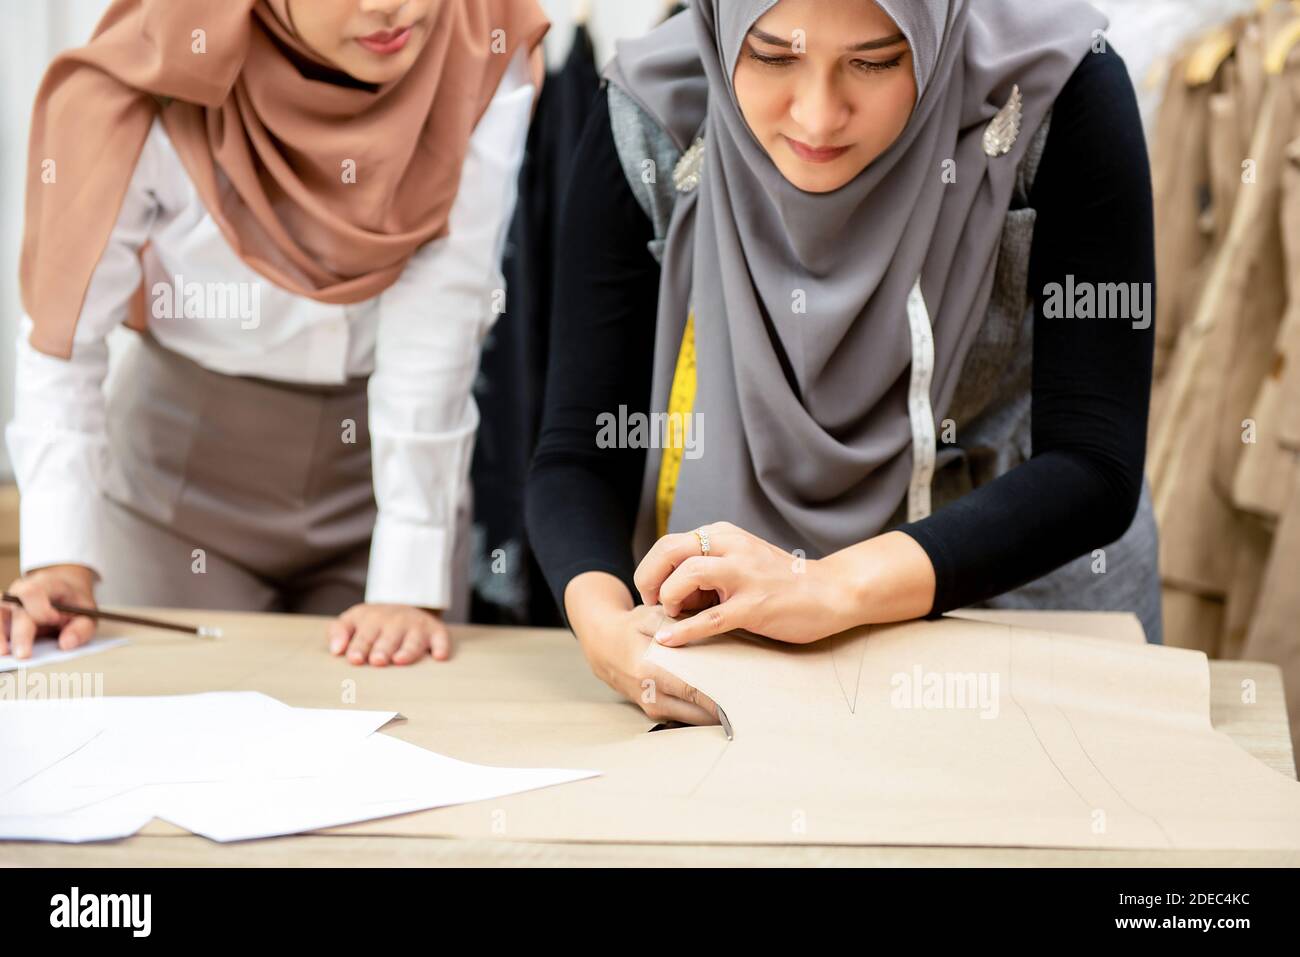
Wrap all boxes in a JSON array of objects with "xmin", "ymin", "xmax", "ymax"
[
  {"xmin": 470, "ymin": 25, "xmax": 599, "ymax": 626},
  {"xmin": 1162, "ymin": 587, "xmax": 1226, "ymax": 657},
  {"xmin": 1234, "ymin": 124, "xmax": 1300, "ymax": 521},
  {"xmin": 1149, "ymin": 55, "xmax": 1214, "ymax": 402},
  {"xmin": 1239, "ymin": 122, "xmax": 1300, "ymax": 757},
  {"xmin": 1152, "ymin": 62, "xmax": 1296, "ymax": 600},
  {"xmin": 1276, "ymin": 133, "xmax": 1300, "ymax": 461},
  {"xmin": 1149, "ymin": 8, "xmax": 1300, "ymax": 659},
  {"xmin": 1242, "ymin": 461, "xmax": 1300, "ymax": 767},
  {"xmin": 1205, "ymin": 53, "xmax": 1294, "ymax": 657}
]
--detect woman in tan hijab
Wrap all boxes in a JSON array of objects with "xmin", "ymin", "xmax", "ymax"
[{"xmin": 3, "ymin": 0, "xmax": 547, "ymax": 664}]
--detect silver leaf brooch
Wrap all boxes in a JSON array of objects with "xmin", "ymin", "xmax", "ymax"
[
  {"xmin": 674, "ymin": 137, "xmax": 706, "ymax": 193},
  {"xmin": 982, "ymin": 84, "xmax": 1023, "ymax": 157}
]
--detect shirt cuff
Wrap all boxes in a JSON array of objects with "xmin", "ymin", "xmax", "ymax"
[
  {"xmin": 364, "ymin": 514, "xmax": 453, "ymax": 610},
  {"xmin": 17, "ymin": 487, "xmax": 106, "ymax": 582}
]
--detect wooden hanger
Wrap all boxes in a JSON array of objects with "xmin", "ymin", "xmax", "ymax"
[
  {"xmin": 1184, "ymin": 22, "xmax": 1238, "ymax": 86},
  {"xmin": 1265, "ymin": 1, "xmax": 1300, "ymax": 74}
]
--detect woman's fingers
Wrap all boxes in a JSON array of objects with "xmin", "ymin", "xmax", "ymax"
[
  {"xmin": 654, "ymin": 599, "xmax": 744, "ymax": 648},
  {"xmin": 429, "ymin": 619, "xmax": 452, "ymax": 662},
  {"xmin": 645, "ymin": 664, "xmax": 720, "ymax": 722},
  {"xmin": 634, "ymin": 656, "xmax": 720, "ymax": 726},
  {"xmin": 347, "ymin": 621, "xmax": 382, "ymax": 665},
  {"xmin": 658, "ymin": 555, "xmax": 731, "ymax": 617},
  {"xmin": 633, "ymin": 531, "xmax": 701, "ymax": 606},
  {"xmin": 327, "ymin": 618, "xmax": 354, "ymax": 656},
  {"xmin": 391, "ymin": 629, "xmax": 429, "ymax": 666},
  {"xmin": 643, "ymin": 693, "xmax": 718, "ymax": 727},
  {"xmin": 9, "ymin": 579, "xmax": 60, "ymax": 628},
  {"xmin": 8, "ymin": 608, "xmax": 38, "ymax": 660},
  {"xmin": 368, "ymin": 623, "xmax": 407, "ymax": 666},
  {"xmin": 636, "ymin": 524, "xmax": 739, "ymax": 606},
  {"xmin": 6, "ymin": 578, "xmax": 67, "ymax": 659},
  {"xmin": 330, "ymin": 607, "xmax": 446, "ymax": 666},
  {"xmin": 58, "ymin": 615, "xmax": 96, "ymax": 651}
]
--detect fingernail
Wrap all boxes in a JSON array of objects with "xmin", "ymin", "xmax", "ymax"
[{"xmin": 654, "ymin": 628, "xmax": 672, "ymax": 643}]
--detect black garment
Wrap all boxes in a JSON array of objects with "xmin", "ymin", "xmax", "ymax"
[
  {"xmin": 470, "ymin": 26, "xmax": 599, "ymax": 626},
  {"xmin": 526, "ymin": 47, "xmax": 1155, "ymax": 622}
]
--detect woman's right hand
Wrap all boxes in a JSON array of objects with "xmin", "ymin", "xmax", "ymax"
[
  {"xmin": 565, "ymin": 571, "xmax": 719, "ymax": 726},
  {"xmin": 1, "ymin": 564, "xmax": 98, "ymax": 659}
]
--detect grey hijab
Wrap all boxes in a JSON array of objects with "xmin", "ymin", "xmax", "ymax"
[{"xmin": 607, "ymin": 0, "xmax": 1108, "ymax": 560}]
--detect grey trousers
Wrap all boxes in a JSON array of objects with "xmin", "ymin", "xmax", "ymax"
[{"xmin": 96, "ymin": 333, "xmax": 471, "ymax": 620}]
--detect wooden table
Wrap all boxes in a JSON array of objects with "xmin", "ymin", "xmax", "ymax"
[
  {"xmin": 0, "ymin": 484, "xmax": 20, "ymax": 587},
  {"xmin": 3, "ymin": 609, "xmax": 1297, "ymax": 867}
]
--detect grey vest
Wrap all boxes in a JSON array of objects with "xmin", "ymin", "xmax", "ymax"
[{"xmin": 608, "ymin": 84, "xmax": 1162, "ymax": 642}]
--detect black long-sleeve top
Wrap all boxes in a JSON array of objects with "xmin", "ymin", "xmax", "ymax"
[{"xmin": 526, "ymin": 46, "xmax": 1155, "ymax": 621}]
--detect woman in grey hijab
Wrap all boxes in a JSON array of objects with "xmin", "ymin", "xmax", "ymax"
[{"xmin": 528, "ymin": 0, "xmax": 1158, "ymax": 724}]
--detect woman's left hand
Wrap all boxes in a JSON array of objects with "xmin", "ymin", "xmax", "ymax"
[
  {"xmin": 634, "ymin": 521, "xmax": 857, "ymax": 648},
  {"xmin": 328, "ymin": 603, "xmax": 451, "ymax": 666}
]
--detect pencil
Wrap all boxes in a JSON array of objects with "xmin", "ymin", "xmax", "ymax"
[{"xmin": 1, "ymin": 592, "xmax": 222, "ymax": 639}]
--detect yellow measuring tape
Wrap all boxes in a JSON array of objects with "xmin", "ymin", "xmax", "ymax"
[{"xmin": 654, "ymin": 311, "xmax": 698, "ymax": 539}]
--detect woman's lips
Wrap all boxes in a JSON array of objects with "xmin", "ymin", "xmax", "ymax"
[
  {"xmin": 356, "ymin": 26, "xmax": 413, "ymax": 55},
  {"xmin": 783, "ymin": 135, "xmax": 851, "ymax": 164}
]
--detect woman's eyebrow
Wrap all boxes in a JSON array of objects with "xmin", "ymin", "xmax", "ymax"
[
  {"xmin": 748, "ymin": 28, "xmax": 907, "ymax": 52},
  {"xmin": 847, "ymin": 33, "xmax": 907, "ymax": 52},
  {"xmin": 747, "ymin": 27, "xmax": 795, "ymax": 48}
]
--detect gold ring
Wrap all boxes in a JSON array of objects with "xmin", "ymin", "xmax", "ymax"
[{"xmin": 693, "ymin": 527, "xmax": 711, "ymax": 556}]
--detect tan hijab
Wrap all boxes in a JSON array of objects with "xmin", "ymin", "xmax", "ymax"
[{"xmin": 21, "ymin": 0, "xmax": 549, "ymax": 359}]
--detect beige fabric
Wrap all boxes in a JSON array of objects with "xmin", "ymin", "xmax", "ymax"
[
  {"xmin": 1234, "ymin": 133, "xmax": 1300, "ymax": 517},
  {"xmin": 1237, "ymin": 123, "xmax": 1300, "ymax": 757},
  {"xmin": 1220, "ymin": 514, "xmax": 1272, "ymax": 661},
  {"xmin": 1243, "ymin": 464, "xmax": 1300, "ymax": 757},
  {"xmin": 1153, "ymin": 67, "xmax": 1297, "ymax": 597},
  {"xmin": 1149, "ymin": 57, "xmax": 1212, "ymax": 397},
  {"xmin": 1277, "ymin": 134, "xmax": 1300, "ymax": 455},
  {"xmin": 1162, "ymin": 584, "xmax": 1225, "ymax": 655},
  {"xmin": 1148, "ymin": 18, "xmax": 1300, "ymax": 704},
  {"xmin": 363, "ymin": 614, "xmax": 1300, "ymax": 849}
]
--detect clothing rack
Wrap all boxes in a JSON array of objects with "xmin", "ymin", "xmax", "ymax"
[{"xmin": 1147, "ymin": 0, "xmax": 1300, "ymax": 752}]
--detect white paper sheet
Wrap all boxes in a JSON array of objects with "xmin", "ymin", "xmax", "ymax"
[
  {"xmin": 0, "ymin": 703, "xmax": 105, "ymax": 795},
  {"xmin": 0, "ymin": 692, "xmax": 598, "ymax": 843},
  {"xmin": 0, "ymin": 637, "xmax": 129, "ymax": 673},
  {"xmin": 154, "ymin": 734, "xmax": 599, "ymax": 842},
  {"xmin": 0, "ymin": 788, "xmax": 158, "ymax": 843}
]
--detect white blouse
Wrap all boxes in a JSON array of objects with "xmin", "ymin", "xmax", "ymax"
[{"xmin": 5, "ymin": 47, "xmax": 535, "ymax": 610}]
